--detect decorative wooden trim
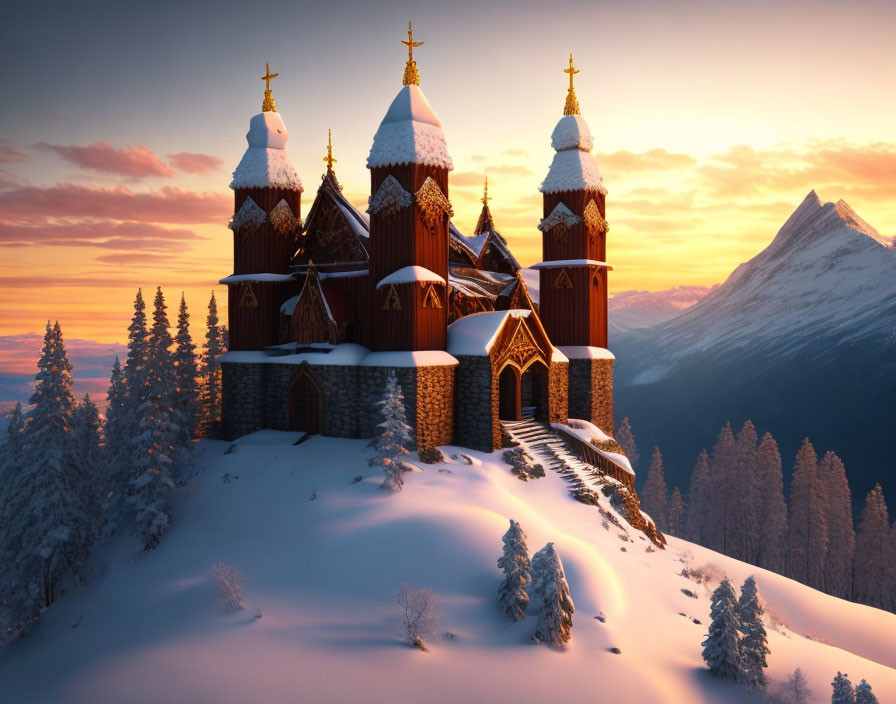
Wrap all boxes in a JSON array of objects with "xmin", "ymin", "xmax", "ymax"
[
  {"xmin": 382, "ymin": 284, "xmax": 402, "ymax": 310},
  {"xmin": 368, "ymin": 174, "xmax": 413, "ymax": 222},
  {"xmin": 583, "ymin": 199, "xmax": 608, "ymax": 244},
  {"xmin": 421, "ymin": 282, "xmax": 442, "ymax": 309},
  {"xmin": 238, "ymin": 282, "xmax": 258, "ymax": 307},
  {"xmin": 553, "ymin": 268, "xmax": 574, "ymax": 290},
  {"xmin": 269, "ymin": 198, "xmax": 301, "ymax": 235},
  {"xmin": 550, "ymin": 222, "xmax": 569, "ymax": 243},
  {"xmin": 493, "ymin": 316, "xmax": 552, "ymax": 375},
  {"xmin": 230, "ymin": 197, "xmax": 267, "ymax": 242},
  {"xmin": 414, "ymin": 177, "xmax": 453, "ymax": 234}
]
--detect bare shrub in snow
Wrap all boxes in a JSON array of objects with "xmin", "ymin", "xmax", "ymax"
[
  {"xmin": 397, "ymin": 581, "xmax": 438, "ymax": 650},
  {"xmin": 208, "ymin": 562, "xmax": 245, "ymax": 612},
  {"xmin": 768, "ymin": 667, "xmax": 811, "ymax": 704}
]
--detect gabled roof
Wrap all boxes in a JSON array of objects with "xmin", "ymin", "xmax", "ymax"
[{"xmin": 295, "ymin": 169, "xmax": 370, "ymax": 266}]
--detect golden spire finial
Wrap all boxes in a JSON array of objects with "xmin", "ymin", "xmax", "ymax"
[
  {"xmin": 262, "ymin": 62, "xmax": 279, "ymax": 112},
  {"xmin": 482, "ymin": 176, "xmax": 490, "ymax": 206},
  {"xmin": 401, "ymin": 21, "xmax": 423, "ymax": 86},
  {"xmin": 323, "ymin": 129, "xmax": 337, "ymax": 171},
  {"xmin": 563, "ymin": 53, "xmax": 580, "ymax": 116}
]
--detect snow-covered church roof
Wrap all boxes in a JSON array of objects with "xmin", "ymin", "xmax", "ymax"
[
  {"xmin": 231, "ymin": 111, "xmax": 303, "ymax": 191},
  {"xmin": 367, "ymin": 84, "xmax": 453, "ymax": 170},
  {"xmin": 540, "ymin": 100, "xmax": 605, "ymax": 194}
]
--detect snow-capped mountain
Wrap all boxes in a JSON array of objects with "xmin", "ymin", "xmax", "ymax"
[
  {"xmin": 614, "ymin": 191, "xmax": 896, "ymax": 501},
  {"xmin": 1, "ymin": 432, "xmax": 893, "ymax": 703}
]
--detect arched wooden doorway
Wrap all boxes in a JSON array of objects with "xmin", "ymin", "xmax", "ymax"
[
  {"xmin": 498, "ymin": 364, "xmax": 521, "ymax": 421},
  {"xmin": 520, "ymin": 360, "xmax": 549, "ymax": 421},
  {"xmin": 288, "ymin": 367, "xmax": 321, "ymax": 433}
]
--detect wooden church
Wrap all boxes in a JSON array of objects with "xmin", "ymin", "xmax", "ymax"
[{"xmin": 220, "ymin": 30, "xmax": 615, "ymax": 453}]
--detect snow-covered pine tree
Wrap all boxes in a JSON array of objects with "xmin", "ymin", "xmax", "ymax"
[
  {"xmin": 497, "ymin": 519, "xmax": 531, "ymax": 621},
  {"xmin": 685, "ymin": 449, "xmax": 711, "ymax": 543},
  {"xmin": 0, "ymin": 402, "xmax": 26, "ymax": 477},
  {"xmin": 706, "ymin": 423, "xmax": 737, "ymax": 554},
  {"xmin": 173, "ymin": 293, "xmax": 201, "ymax": 440},
  {"xmin": 852, "ymin": 484, "xmax": 890, "ymax": 608},
  {"xmin": 755, "ymin": 432, "xmax": 787, "ymax": 573},
  {"xmin": 701, "ymin": 578, "xmax": 742, "ymax": 681},
  {"xmin": 735, "ymin": 575, "xmax": 769, "ymax": 689},
  {"xmin": 529, "ymin": 542, "xmax": 574, "ymax": 648},
  {"xmin": 70, "ymin": 393, "xmax": 104, "ymax": 534},
  {"xmin": 127, "ymin": 288, "xmax": 185, "ymax": 549},
  {"xmin": 831, "ymin": 672, "xmax": 856, "ymax": 704},
  {"xmin": 887, "ymin": 522, "xmax": 896, "ymax": 613},
  {"xmin": 615, "ymin": 416, "xmax": 639, "ymax": 470},
  {"xmin": 667, "ymin": 487, "xmax": 686, "ymax": 536},
  {"xmin": 640, "ymin": 446, "xmax": 668, "ymax": 531},
  {"xmin": 124, "ymin": 288, "xmax": 150, "ymax": 415},
  {"xmin": 370, "ymin": 370, "xmax": 414, "ymax": 491},
  {"xmin": 820, "ymin": 451, "xmax": 855, "ymax": 600},
  {"xmin": 200, "ymin": 291, "xmax": 224, "ymax": 435},
  {"xmin": 855, "ymin": 679, "xmax": 879, "ymax": 704},
  {"xmin": 0, "ymin": 322, "xmax": 95, "ymax": 636},
  {"xmin": 732, "ymin": 421, "xmax": 761, "ymax": 564},
  {"xmin": 787, "ymin": 438, "xmax": 828, "ymax": 590}
]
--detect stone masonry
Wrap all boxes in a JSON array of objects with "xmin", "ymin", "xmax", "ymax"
[{"xmin": 567, "ymin": 357, "xmax": 614, "ymax": 435}]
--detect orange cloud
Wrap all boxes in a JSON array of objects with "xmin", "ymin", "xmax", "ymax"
[
  {"xmin": 0, "ymin": 146, "xmax": 29, "ymax": 164},
  {"xmin": 600, "ymin": 149, "xmax": 697, "ymax": 173},
  {"xmin": 36, "ymin": 141, "xmax": 176, "ymax": 178},
  {"xmin": 0, "ymin": 220, "xmax": 202, "ymax": 247}
]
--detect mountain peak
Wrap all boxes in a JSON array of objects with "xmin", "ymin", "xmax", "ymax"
[
  {"xmin": 834, "ymin": 199, "xmax": 889, "ymax": 245},
  {"xmin": 773, "ymin": 190, "xmax": 888, "ymax": 251}
]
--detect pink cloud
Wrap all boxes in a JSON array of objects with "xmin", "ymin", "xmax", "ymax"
[
  {"xmin": 36, "ymin": 141, "xmax": 175, "ymax": 178},
  {"xmin": 0, "ymin": 146, "xmax": 29, "ymax": 164},
  {"xmin": 600, "ymin": 149, "xmax": 697, "ymax": 172},
  {"xmin": 0, "ymin": 219, "xmax": 202, "ymax": 246},
  {"xmin": 168, "ymin": 152, "xmax": 224, "ymax": 173},
  {"xmin": 0, "ymin": 183, "xmax": 230, "ymax": 223}
]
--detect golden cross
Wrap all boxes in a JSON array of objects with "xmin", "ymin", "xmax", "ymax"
[
  {"xmin": 323, "ymin": 129, "xmax": 337, "ymax": 171},
  {"xmin": 262, "ymin": 63, "xmax": 279, "ymax": 91},
  {"xmin": 482, "ymin": 176, "xmax": 490, "ymax": 206},
  {"xmin": 401, "ymin": 21, "xmax": 423, "ymax": 62},
  {"xmin": 564, "ymin": 53, "xmax": 579, "ymax": 92}
]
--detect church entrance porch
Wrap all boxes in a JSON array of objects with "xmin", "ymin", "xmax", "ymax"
[
  {"xmin": 498, "ymin": 365, "xmax": 521, "ymax": 420},
  {"xmin": 521, "ymin": 361, "xmax": 549, "ymax": 421},
  {"xmin": 288, "ymin": 368, "xmax": 321, "ymax": 433}
]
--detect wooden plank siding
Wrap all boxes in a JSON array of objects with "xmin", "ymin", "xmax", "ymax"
[
  {"xmin": 368, "ymin": 164, "xmax": 450, "ymax": 351},
  {"xmin": 232, "ymin": 187, "xmax": 302, "ymax": 275},
  {"xmin": 538, "ymin": 265, "xmax": 608, "ymax": 348},
  {"xmin": 542, "ymin": 189, "xmax": 606, "ymax": 263},
  {"xmin": 228, "ymin": 279, "xmax": 299, "ymax": 350}
]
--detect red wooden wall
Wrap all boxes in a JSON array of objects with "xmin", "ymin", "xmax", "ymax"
[
  {"xmin": 542, "ymin": 189, "xmax": 606, "ymax": 263},
  {"xmin": 232, "ymin": 187, "xmax": 302, "ymax": 275}
]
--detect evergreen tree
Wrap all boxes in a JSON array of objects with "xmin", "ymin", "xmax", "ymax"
[
  {"xmin": 201, "ymin": 291, "xmax": 224, "ymax": 435},
  {"xmin": 103, "ymin": 356, "xmax": 130, "ymax": 510},
  {"xmin": 370, "ymin": 370, "xmax": 413, "ymax": 491},
  {"xmin": 0, "ymin": 402, "xmax": 26, "ymax": 478},
  {"xmin": 685, "ymin": 449, "xmax": 711, "ymax": 544},
  {"xmin": 855, "ymin": 680, "xmax": 879, "ymax": 704},
  {"xmin": 853, "ymin": 484, "xmax": 889, "ymax": 608},
  {"xmin": 732, "ymin": 421, "xmax": 761, "ymax": 563},
  {"xmin": 886, "ymin": 522, "xmax": 896, "ymax": 613},
  {"xmin": 701, "ymin": 578, "xmax": 742, "ymax": 681},
  {"xmin": 640, "ymin": 446, "xmax": 668, "ymax": 531},
  {"xmin": 667, "ymin": 487, "xmax": 686, "ymax": 537},
  {"xmin": 735, "ymin": 576, "xmax": 769, "ymax": 689},
  {"xmin": 787, "ymin": 438, "xmax": 828, "ymax": 589},
  {"xmin": 756, "ymin": 432, "xmax": 787, "ymax": 573},
  {"xmin": 615, "ymin": 416, "xmax": 639, "ymax": 470},
  {"xmin": 0, "ymin": 323, "xmax": 94, "ymax": 636},
  {"xmin": 706, "ymin": 423, "xmax": 737, "ymax": 554},
  {"xmin": 831, "ymin": 672, "xmax": 856, "ymax": 704},
  {"xmin": 173, "ymin": 293, "xmax": 201, "ymax": 440},
  {"xmin": 530, "ymin": 542, "xmax": 574, "ymax": 648},
  {"xmin": 497, "ymin": 519, "xmax": 530, "ymax": 621},
  {"xmin": 70, "ymin": 393, "xmax": 104, "ymax": 533},
  {"xmin": 124, "ymin": 289, "xmax": 150, "ymax": 415},
  {"xmin": 127, "ymin": 288, "xmax": 184, "ymax": 549},
  {"xmin": 820, "ymin": 451, "xmax": 855, "ymax": 599}
]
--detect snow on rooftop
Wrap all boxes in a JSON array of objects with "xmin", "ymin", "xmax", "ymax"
[
  {"xmin": 556, "ymin": 345, "xmax": 616, "ymax": 360},
  {"xmin": 531, "ymin": 259, "xmax": 613, "ymax": 270},
  {"xmin": 551, "ymin": 114, "xmax": 594, "ymax": 152},
  {"xmin": 280, "ymin": 295, "xmax": 299, "ymax": 315},
  {"xmin": 360, "ymin": 351, "xmax": 458, "ymax": 367},
  {"xmin": 221, "ymin": 344, "xmax": 370, "ymax": 367},
  {"xmin": 367, "ymin": 85, "xmax": 453, "ymax": 170},
  {"xmin": 231, "ymin": 112, "xmax": 303, "ymax": 191},
  {"xmin": 538, "ymin": 202, "xmax": 581, "ymax": 232},
  {"xmin": 447, "ymin": 309, "xmax": 531, "ymax": 356},
  {"xmin": 376, "ymin": 265, "xmax": 446, "ymax": 290},
  {"xmin": 551, "ymin": 347, "xmax": 569, "ymax": 364},
  {"xmin": 540, "ymin": 148, "xmax": 605, "ymax": 195},
  {"xmin": 219, "ymin": 273, "xmax": 295, "ymax": 284}
]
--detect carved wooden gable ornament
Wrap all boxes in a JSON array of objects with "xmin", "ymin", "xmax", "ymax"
[{"xmin": 414, "ymin": 177, "xmax": 453, "ymax": 234}]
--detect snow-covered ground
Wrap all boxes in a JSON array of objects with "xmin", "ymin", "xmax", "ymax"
[{"xmin": 2, "ymin": 431, "xmax": 894, "ymax": 703}]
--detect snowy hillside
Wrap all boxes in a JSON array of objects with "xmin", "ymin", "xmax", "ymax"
[
  {"xmin": 2, "ymin": 432, "xmax": 894, "ymax": 703},
  {"xmin": 614, "ymin": 192, "xmax": 896, "ymax": 500}
]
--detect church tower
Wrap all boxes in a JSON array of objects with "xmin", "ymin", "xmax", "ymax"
[
  {"xmin": 224, "ymin": 64, "xmax": 303, "ymax": 350},
  {"xmin": 536, "ymin": 55, "xmax": 614, "ymax": 432},
  {"xmin": 366, "ymin": 23, "xmax": 453, "ymax": 351}
]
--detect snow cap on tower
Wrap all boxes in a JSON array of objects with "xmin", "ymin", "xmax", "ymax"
[
  {"xmin": 367, "ymin": 23, "xmax": 453, "ymax": 170},
  {"xmin": 540, "ymin": 55, "xmax": 605, "ymax": 195},
  {"xmin": 230, "ymin": 64, "xmax": 303, "ymax": 191}
]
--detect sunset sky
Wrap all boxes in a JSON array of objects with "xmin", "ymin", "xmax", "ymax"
[{"xmin": 1, "ymin": 0, "xmax": 895, "ymax": 400}]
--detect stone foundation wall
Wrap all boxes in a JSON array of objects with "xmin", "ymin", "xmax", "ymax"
[
  {"xmin": 568, "ymin": 357, "xmax": 615, "ymax": 435},
  {"xmin": 454, "ymin": 356, "xmax": 495, "ymax": 452},
  {"xmin": 548, "ymin": 360, "xmax": 569, "ymax": 424},
  {"xmin": 222, "ymin": 362, "xmax": 265, "ymax": 439}
]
